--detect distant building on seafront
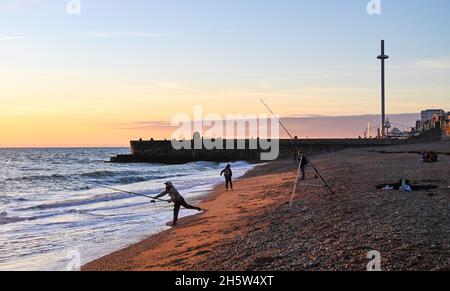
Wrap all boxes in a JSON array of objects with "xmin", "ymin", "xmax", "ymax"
[
  {"xmin": 419, "ymin": 109, "xmax": 449, "ymax": 137},
  {"xmin": 446, "ymin": 112, "xmax": 450, "ymax": 136},
  {"xmin": 387, "ymin": 127, "xmax": 406, "ymax": 139},
  {"xmin": 421, "ymin": 109, "xmax": 445, "ymax": 124}
]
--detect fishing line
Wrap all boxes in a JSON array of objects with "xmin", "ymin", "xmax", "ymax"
[{"xmin": 87, "ymin": 182, "xmax": 171, "ymax": 204}]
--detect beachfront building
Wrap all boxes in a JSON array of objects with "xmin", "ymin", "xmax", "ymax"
[
  {"xmin": 415, "ymin": 120, "xmax": 421, "ymax": 131},
  {"xmin": 446, "ymin": 112, "xmax": 450, "ymax": 137},
  {"xmin": 421, "ymin": 109, "xmax": 445, "ymax": 123},
  {"xmin": 387, "ymin": 127, "xmax": 405, "ymax": 140},
  {"xmin": 419, "ymin": 109, "xmax": 448, "ymax": 134}
]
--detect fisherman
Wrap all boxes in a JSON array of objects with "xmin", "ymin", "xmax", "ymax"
[
  {"xmin": 220, "ymin": 164, "xmax": 233, "ymax": 191},
  {"xmin": 297, "ymin": 150, "xmax": 309, "ymax": 180},
  {"xmin": 156, "ymin": 181, "xmax": 202, "ymax": 226}
]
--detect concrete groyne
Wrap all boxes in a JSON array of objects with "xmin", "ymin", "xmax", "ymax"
[
  {"xmin": 110, "ymin": 138, "xmax": 403, "ymax": 164},
  {"xmin": 110, "ymin": 129, "xmax": 442, "ymax": 164}
]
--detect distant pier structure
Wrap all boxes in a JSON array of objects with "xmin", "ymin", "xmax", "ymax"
[{"xmin": 377, "ymin": 40, "xmax": 389, "ymax": 138}]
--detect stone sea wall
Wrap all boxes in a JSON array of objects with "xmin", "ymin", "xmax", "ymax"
[{"xmin": 110, "ymin": 129, "xmax": 441, "ymax": 164}]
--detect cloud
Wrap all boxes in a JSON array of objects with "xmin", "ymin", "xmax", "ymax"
[
  {"xmin": 0, "ymin": 36, "xmax": 24, "ymax": 42},
  {"xmin": 111, "ymin": 113, "xmax": 421, "ymax": 139},
  {"xmin": 106, "ymin": 121, "xmax": 172, "ymax": 131},
  {"xmin": 74, "ymin": 31, "xmax": 169, "ymax": 39},
  {"xmin": 414, "ymin": 56, "xmax": 450, "ymax": 70}
]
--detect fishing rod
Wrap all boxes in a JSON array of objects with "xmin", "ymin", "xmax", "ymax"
[
  {"xmin": 259, "ymin": 99, "xmax": 335, "ymax": 195},
  {"xmin": 93, "ymin": 184, "xmax": 171, "ymax": 203},
  {"xmin": 260, "ymin": 99, "xmax": 297, "ymax": 142}
]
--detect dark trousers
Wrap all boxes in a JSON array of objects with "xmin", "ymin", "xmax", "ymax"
[
  {"xmin": 225, "ymin": 177, "xmax": 233, "ymax": 190},
  {"xmin": 173, "ymin": 198, "xmax": 201, "ymax": 224},
  {"xmin": 300, "ymin": 165, "xmax": 306, "ymax": 180}
]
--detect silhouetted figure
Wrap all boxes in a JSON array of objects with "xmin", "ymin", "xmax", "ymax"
[
  {"xmin": 156, "ymin": 181, "xmax": 201, "ymax": 226},
  {"xmin": 220, "ymin": 164, "xmax": 233, "ymax": 191},
  {"xmin": 297, "ymin": 150, "xmax": 309, "ymax": 180}
]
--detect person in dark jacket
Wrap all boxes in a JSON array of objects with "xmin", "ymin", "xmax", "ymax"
[
  {"xmin": 297, "ymin": 150, "xmax": 309, "ymax": 180},
  {"xmin": 156, "ymin": 181, "xmax": 202, "ymax": 226},
  {"xmin": 220, "ymin": 164, "xmax": 233, "ymax": 191}
]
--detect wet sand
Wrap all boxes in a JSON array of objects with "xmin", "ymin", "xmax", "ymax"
[{"xmin": 83, "ymin": 140, "xmax": 450, "ymax": 271}]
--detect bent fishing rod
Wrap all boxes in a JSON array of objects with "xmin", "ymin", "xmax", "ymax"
[
  {"xmin": 260, "ymin": 99, "xmax": 335, "ymax": 195},
  {"xmin": 91, "ymin": 183, "xmax": 171, "ymax": 203}
]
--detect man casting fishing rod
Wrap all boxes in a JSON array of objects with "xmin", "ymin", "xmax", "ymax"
[
  {"xmin": 156, "ymin": 181, "xmax": 202, "ymax": 226},
  {"xmin": 96, "ymin": 183, "xmax": 202, "ymax": 226}
]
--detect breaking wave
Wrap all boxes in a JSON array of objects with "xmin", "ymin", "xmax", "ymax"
[
  {"xmin": 3, "ymin": 169, "xmax": 193, "ymax": 187},
  {"xmin": 0, "ymin": 147, "xmax": 255, "ymax": 270},
  {"xmin": 20, "ymin": 193, "xmax": 135, "ymax": 211}
]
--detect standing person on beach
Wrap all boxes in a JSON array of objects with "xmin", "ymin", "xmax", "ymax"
[
  {"xmin": 297, "ymin": 150, "xmax": 309, "ymax": 180},
  {"xmin": 156, "ymin": 181, "xmax": 202, "ymax": 226},
  {"xmin": 220, "ymin": 164, "xmax": 233, "ymax": 191}
]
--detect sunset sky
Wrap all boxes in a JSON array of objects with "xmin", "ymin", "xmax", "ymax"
[{"xmin": 0, "ymin": 0, "xmax": 449, "ymax": 147}]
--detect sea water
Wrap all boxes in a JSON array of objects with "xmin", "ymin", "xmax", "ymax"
[{"xmin": 0, "ymin": 148, "xmax": 254, "ymax": 271}]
